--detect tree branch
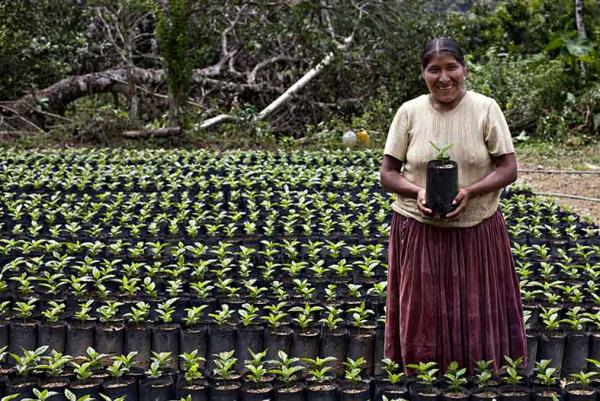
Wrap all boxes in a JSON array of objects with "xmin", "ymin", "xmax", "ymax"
[
  {"xmin": 122, "ymin": 126, "xmax": 182, "ymax": 138},
  {"xmin": 248, "ymin": 55, "xmax": 296, "ymax": 84}
]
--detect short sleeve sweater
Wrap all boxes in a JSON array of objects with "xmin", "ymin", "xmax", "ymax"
[{"xmin": 383, "ymin": 90, "xmax": 515, "ymax": 228}]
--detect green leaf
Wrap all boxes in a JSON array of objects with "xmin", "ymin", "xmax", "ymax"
[{"xmin": 564, "ymin": 37, "xmax": 591, "ymax": 57}]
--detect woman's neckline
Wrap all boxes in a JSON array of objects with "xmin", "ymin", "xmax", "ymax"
[{"xmin": 427, "ymin": 90, "xmax": 469, "ymax": 115}]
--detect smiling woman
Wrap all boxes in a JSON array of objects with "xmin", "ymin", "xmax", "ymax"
[
  {"xmin": 380, "ymin": 37, "xmax": 527, "ymax": 374},
  {"xmin": 422, "ymin": 45, "xmax": 467, "ymax": 111}
]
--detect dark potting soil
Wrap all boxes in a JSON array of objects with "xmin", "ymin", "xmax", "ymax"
[
  {"xmin": 41, "ymin": 380, "xmax": 69, "ymax": 389},
  {"xmin": 435, "ymin": 163, "xmax": 455, "ymax": 169},
  {"xmin": 278, "ymin": 385, "xmax": 303, "ymax": 393},
  {"xmin": 214, "ymin": 383, "xmax": 240, "ymax": 390},
  {"xmin": 569, "ymin": 389, "xmax": 595, "ymax": 395},
  {"xmin": 245, "ymin": 386, "xmax": 272, "ymax": 394},
  {"xmin": 540, "ymin": 391, "xmax": 560, "ymax": 397},
  {"xmin": 255, "ymin": 375, "xmax": 275, "ymax": 383},
  {"xmin": 476, "ymin": 392, "xmax": 497, "ymax": 398},
  {"xmin": 503, "ymin": 391, "xmax": 528, "ymax": 397},
  {"xmin": 10, "ymin": 381, "xmax": 35, "ymax": 389},
  {"xmin": 444, "ymin": 391, "xmax": 468, "ymax": 398},
  {"xmin": 182, "ymin": 383, "xmax": 208, "ymax": 391},
  {"xmin": 72, "ymin": 382, "xmax": 101, "ymax": 389},
  {"xmin": 307, "ymin": 384, "xmax": 336, "ymax": 391},
  {"xmin": 344, "ymin": 387, "xmax": 369, "ymax": 394},
  {"xmin": 104, "ymin": 377, "xmax": 136, "ymax": 389}
]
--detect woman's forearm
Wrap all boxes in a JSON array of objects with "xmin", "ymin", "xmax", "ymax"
[{"xmin": 380, "ymin": 169, "xmax": 422, "ymax": 199}]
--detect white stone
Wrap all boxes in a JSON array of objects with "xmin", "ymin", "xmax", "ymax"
[{"xmin": 342, "ymin": 130, "xmax": 357, "ymax": 148}]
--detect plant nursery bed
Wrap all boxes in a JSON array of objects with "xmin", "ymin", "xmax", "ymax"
[{"xmin": 0, "ymin": 148, "xmax": 597, "ymax": 401}]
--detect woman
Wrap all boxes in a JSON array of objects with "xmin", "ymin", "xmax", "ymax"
[{"xmin": 380, "ymin": 37, "xmax": 527, "ymax": 373}]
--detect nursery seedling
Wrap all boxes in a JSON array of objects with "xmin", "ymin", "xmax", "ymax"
[
  {"xmin": 39, "ymin": 351, "xmax": 72, "ymax": 377},
  {"xmin": 343, "ymin": 357, "xmax": 367, "ymax": 383},
  {"xmin": 406, "ymin": 361, "xmax": 438, "ymax": 386},
  {"xmin": 569, "ymin": 371, "xmax": 598, "ymax": 386},
  {"xmin": 381, "ymin": 358, "xmax": 405, "ymax": 384},
  {"xmin": 11, "ymin": 346, "xmax": 48, "ymax": 377},
  {"xmin": 303, "ymin": 356, "xmax": 337, "ymax": 383},
  {"xmin": 156, "ymin": 297, "xmax": 179, "ymax": 324},
  {"xmin": 212, "ymin": 350, "xmax": 237, "ymax": 380},
  {"xmin": 269, "ymin": 351, "xmax": 304, "ymax": 384},
  {"xmin": 429, "ymin": 142, "xmax": 454, "ymax": 161},
  {"xmin": 320, "ymin": 306, "xmax": 344, "ymax": 331},
  {"xmin": 22, "ymin": 388, "xmax": 59, "ymax": 401},
  {"xmin": 444, "ymin": 361, "xmax": 468, "ymax": 392}
]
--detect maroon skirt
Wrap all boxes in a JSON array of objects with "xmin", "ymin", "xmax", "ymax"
[{"xmin": 384, "ymin": 209, "xmax": 527, "ymax": 373}]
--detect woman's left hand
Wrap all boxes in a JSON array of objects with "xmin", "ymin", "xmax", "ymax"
[{"xmin": 445, "ymin": 188, "xmax": 470, "ymax": 219}]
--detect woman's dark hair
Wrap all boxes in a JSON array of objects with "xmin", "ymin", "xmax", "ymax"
[{"xmin": 421, "ymin": 37, "xmax": 465, "ymax": 69}]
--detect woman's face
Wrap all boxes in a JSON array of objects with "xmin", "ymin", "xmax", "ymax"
[{"xmin": 422, "ymin": 53, "xmax": 466, "ymax": 104}]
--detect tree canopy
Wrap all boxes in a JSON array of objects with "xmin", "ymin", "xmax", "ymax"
[{"xmin": 1, "ymin": 0, "xmax": 599, "ymax": 143}]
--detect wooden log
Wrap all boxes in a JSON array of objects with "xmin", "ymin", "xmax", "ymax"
[{"xmin": 122, "ymin": 126, "xmax": 182, "ymax": 139}]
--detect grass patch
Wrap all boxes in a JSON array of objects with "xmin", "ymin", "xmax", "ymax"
[{"xmin": 515, "ymin": 139, "xmax": 600, "ymax": 170}]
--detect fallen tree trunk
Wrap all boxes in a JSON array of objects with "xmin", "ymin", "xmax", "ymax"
[
  {"xmin": 0, "ymin": 67, "xmax": 281, "ymax": 130},
  {"xmin": 256, "ymin": 34, "xmax": 354, "ymax": 121},
  {"xmin": 122, "ymin": 126, "xmax": 182, "ymax": 139},
  {"xmin": 0, "ymin": 68, "xmax": 155, "ymax": 130},
  {"xmin": 200, "ymin": 33, "xmax": 356, "ymax": 130}
]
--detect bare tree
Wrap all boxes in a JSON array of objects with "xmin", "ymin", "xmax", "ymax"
[
  {"xmin": 92, "ymin": 0, "xmax": 154, "ymax": 124},
  {"xmin": 0, "ymin": 0, "xmax": 412, "ymax": 135}
]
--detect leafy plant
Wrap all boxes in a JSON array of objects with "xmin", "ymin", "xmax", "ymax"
[
  {"xmin": 269, "ymin": 351, "xmax": 304, "ymax": 384},
  {"xmin": 38, "ymin": 351, "xmax": 72, "ymax": 377},
  {"xmin": 244, "ymin": 349, "xmax": 269, "ymax": 384},
  {"xmin": 406, "ymin": 361, "xmax": 438, "ymax": 386},
  {"xmin": 343, "ymin": 357, "xmax": 366, "ymax": 383},
  {"xmin": 569, "ymin": 371, "xmax": 598, "ymax": 386},
  {"xmin": 146, "ymin": 352, "xmax": 172, "ymax": 379},
  {"xmin": 211, "ymin": 350, "xmax": 237, "ymax": 380},
  {"xmin": 156, "ymin": 298, "xmax": 179, "ymax": 324},
  {"xmin": 381, "ymin": 358, "xmax": 405, "ymax": 384},
  {"xmin": 444, "ymin": 361, "xmax": 467, "ymax": 392},
  {"xmin": 303, "ymin": 356, "xmax": 336, "ymax": 383},
  {"xmin": 11, "ymin": 346, "xmax": 48, "ymax": 377},
  {"xmin": 429, "ymin": 142, "xmax": 454, "ymax": 161}
]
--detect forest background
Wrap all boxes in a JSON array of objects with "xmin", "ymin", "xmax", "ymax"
[{"xmin": 0, "ymin": 0, "xmax": 599, "ymax": 150}]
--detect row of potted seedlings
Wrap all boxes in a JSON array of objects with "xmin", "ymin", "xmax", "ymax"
[
  {"xmin": 0, "ymin": 239, "xmax": 389, "ymax": 264},
  {"xmin": 2, "ymin": 345, "xmax": 600, "ymax": 401},
  {"xmin": 0, "ymin": 189, "xmax": 596, "ymax": 243},
  {"xmin": 4, "ymin": 157, "xmax": 597, "ymax": 244},
  {"xmin": 0, "ymin": 164, "xmax": 383, "ymax": 196},
  {"xmin": 2, "ymin": 294, "xmax": 600, "ymax": 381},
  {"xmin": 0, "ymin": 203, "xmax": 391, "ymax": 242},
  {"xmin": 501, "ymin": 191, "xmax": 598, "ymax": 245},
  {"xmin": 0, "ymin": 297, "xmax": 387, "ymax": 373},
  {"xmin": 0, "ymin": 149, "xmax": 598, "ymax": 400},
  {"xmin": 0, "ymin": 345, "xmax": 386, "ymax": 401}
]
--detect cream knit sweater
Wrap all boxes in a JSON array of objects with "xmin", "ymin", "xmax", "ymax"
[{"xmin": 384, "ymin": 90, "xmax": 515, "ymax": 228}]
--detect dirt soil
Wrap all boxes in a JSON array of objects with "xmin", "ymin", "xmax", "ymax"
[
  {"xmin": 517, "ymin": 158, "xmax": 600, "ymax": 226},
  {"xmin": 516, "ymin": 169, "xmax": 600, "ymax": 226},
  {"xmin": 515, "ymin": 142, "xmax": 600, "ymax": 227}
]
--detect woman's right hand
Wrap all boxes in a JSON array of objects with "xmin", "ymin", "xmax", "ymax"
[{"xmin": 416, "ymin": 188, "xmax": 433, "ymax": 216}]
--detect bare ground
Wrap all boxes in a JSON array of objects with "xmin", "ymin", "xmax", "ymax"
[{"xmin": 515, "ymin": 141, "xmax": 600, "ymax": 227}]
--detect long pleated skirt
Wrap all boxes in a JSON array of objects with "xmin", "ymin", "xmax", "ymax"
[{"xmin": 384, "ymin": 209, "xmax": 527, "ymax": 373}]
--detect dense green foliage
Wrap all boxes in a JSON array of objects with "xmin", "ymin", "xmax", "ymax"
[
  {"xmin": 1, "ymin": 0, "xmax": 600, "ymax": 143},
  {"xmin": 155, "ymin": 0, "xmax": 193, "ymax": 126},
  {"xmin": 453, "ymin": 0, "xmax": 600, "ymax": 141},
  {"xmin": 0, "ymin": 0, "xmax": 89, "ymax": 98}
]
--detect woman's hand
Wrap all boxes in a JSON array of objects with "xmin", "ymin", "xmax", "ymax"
[
  {"xmin": 416, "ymin": 188, "xmax": 433, "ymax": 216},
  {"xmin": 445, "ymin": 188, "xmax": 470, "ymax": 219}
]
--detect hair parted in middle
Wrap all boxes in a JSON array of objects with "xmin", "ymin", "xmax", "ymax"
[{"xmin": 421, "ymin": 37, "xmax": 465, "ymax": 70}]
